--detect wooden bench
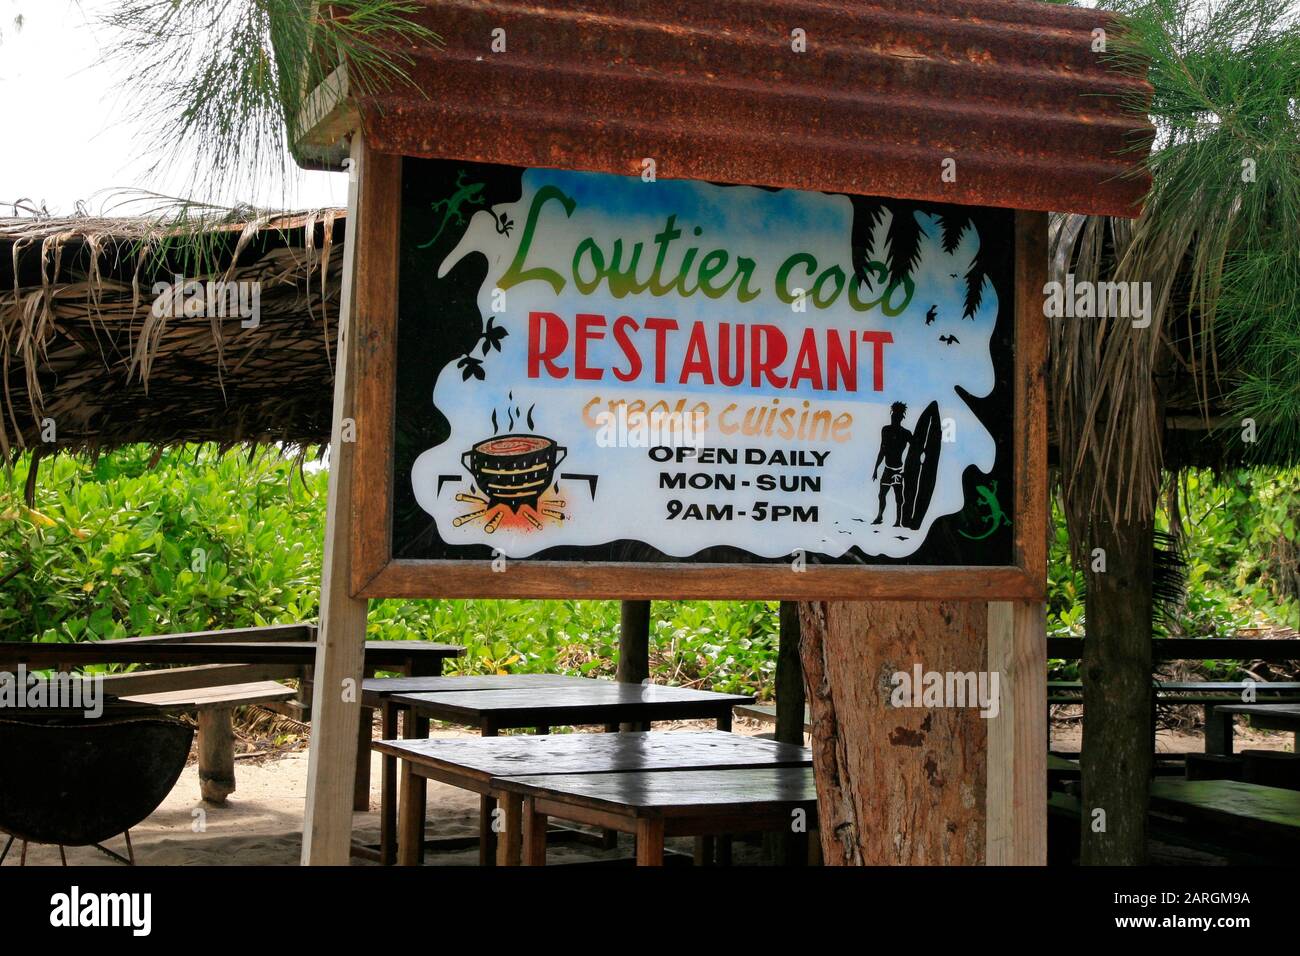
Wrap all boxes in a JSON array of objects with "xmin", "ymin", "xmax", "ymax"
[
  {"xmin": 734, "ymin": 703, "xmax": 811, "ymax": 734},
  {"xmin": 1209, "ymin": 703, "xmax": 1300, "ymax": 755},
  {"xmin": 119, "ymin": 681, "xmax": 297, "ymax": 803},
  {"xmin": 493, "ymin": 766, "xmax": 819, "ymax": 866},
  {"xmin": 1150, "ymin": 779, "xmax": 1300, "ymax": 849},
  {"xmin": 1049, "ymin": 679, "xmax": 1300, "ymax": 754}
]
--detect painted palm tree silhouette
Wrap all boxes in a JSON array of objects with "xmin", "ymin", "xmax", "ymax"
[{"xmin": 849, "ymin": 201, "xmax": 991, "ymax": 319}]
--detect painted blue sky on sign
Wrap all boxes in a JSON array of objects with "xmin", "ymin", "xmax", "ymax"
[{"xmin": 410, "ymin": 167, "xmax": 999, "ymax": 559}]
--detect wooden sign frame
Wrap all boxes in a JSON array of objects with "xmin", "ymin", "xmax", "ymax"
[{"xmin": 348, "ymin": 149, "xmax": 1047, "ymax": 602}]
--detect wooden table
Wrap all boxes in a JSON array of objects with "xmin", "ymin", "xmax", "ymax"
[
  {"xmin": 359, "ymin": 673, "xmax": 590, "ymax": 863},
  {"xmin": 1151, "ymin": 778, "xmax": 1300, "ymax": 847},
  {"xmin": 493, "ymin": 765, "xmax": 819, "ymax": 866},
  {"xmin": 1208, "ymin": 703, "xmax": 1300, "ymax": 755},
  {"xmin": 377, "ymin": 730, "xmax": 810, "ymax": 865},
  {"xmin": 1048, "ymin": 681, "xmax": 1300, "ymax": 754},
  {"xmin": 382, "ymin": 681, "xmax": 753, "ymax": 864},
  {"xmin": 389, "ymin": 682, "xmax": 752, "ymax": 736}
]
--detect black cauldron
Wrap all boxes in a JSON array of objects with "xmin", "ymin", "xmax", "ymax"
[
  {"xmin": 0, "ymin": 716, "xmax": 193, "ymax": 847},
  {"xmin": 461, "ymin": 434, "xmax": 566, "ymax": 511}
]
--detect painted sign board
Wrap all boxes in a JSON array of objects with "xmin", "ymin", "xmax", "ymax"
[{"xmin": 349, "ymin": 156, "xmax": 1045, "ymax": 600}]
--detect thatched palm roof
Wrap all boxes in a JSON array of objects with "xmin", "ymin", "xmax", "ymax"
[{"xmin": 0, "ymin": 210, "xmax": 344, "ymax": 458}]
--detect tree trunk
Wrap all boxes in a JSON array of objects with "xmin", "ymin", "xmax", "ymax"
[
  {"xmin": 1079, "ymin": 513, "xmax": 1154, "ymax": 865},
  {"xmin": 799, "ymin": 600, "xmax": 987, "ymax": 864},
  {"xmin": 617, "ymin": 600, "xmax": 651, "ymax": 731}
]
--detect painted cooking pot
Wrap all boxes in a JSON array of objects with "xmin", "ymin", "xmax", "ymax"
[{"xmin": 462, "ymin": 434, "xmax": 567, "ymax": 511}]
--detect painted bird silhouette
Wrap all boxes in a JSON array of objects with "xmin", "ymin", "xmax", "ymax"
[
  {"xmin": 939, "ymin": 334, "xmax": 960, "ymax": 345},
  {"xmin": 924, "ymin": 304, "xmax": 938, "ymax": 325}
]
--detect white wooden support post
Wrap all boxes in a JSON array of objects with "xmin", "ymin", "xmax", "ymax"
[
  {"xmin": 986, "ymin": 600, "xmax": 1047, "ymax": 864},
  {"xmin": 301, "ymin": 133, "xmax": 371, "ymax": 865}
]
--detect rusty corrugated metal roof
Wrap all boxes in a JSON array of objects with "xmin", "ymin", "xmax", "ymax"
[{"xmin": 352, "ymin": 0, "xmax": 1153, "ymax": 217}]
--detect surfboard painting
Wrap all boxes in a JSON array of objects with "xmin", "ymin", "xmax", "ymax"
[
  {"xmin": 395, "ymin": 159, "xmax": 1014, "ymax": 565},
  {"xmin": 901, "ymin": 401, "xmax": 943, "ymax": 531}
]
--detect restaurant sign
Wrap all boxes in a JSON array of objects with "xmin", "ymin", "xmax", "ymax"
[{"xmin": 367, "ymin": 158, "xmax": 1032, "ymax": 598}]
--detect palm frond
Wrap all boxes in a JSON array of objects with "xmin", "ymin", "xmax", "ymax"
[
  {"xmin": 99, "ymin": 0, "xmax": 440, "ymax": 207},
  {"xmin": 884, "ymin": 209, "xmax": 926, "ymax": 290},
  {"xmin": 1050, "ymin": 0, "xmax": 1300, "ymax": 545}
]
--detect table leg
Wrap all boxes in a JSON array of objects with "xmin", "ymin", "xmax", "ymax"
[
  {"xmin": 479, "ymin": 794, "xmax": 498, "ymax": 866},
  {"xmin": 1205, "ymin": 707, "xmax": 1234, "ymax": 755},
  {"xmin": 635, "ymin": 817, "xmax": 665, "ymax": 866},
  {"xmin": 353, "ymin": 665, "xmax": 378, "ymax": 811},
  {"xmin": 693, "ymin": 836, "xmax": 714, "ymax": 866},
  {"xmin": 535, "ymin": 725, "xmax": 550, "ymax": 735},
  {"xmin": 411, "ymin": 710, "xmax": 430, "ymax": 863},
  {"xmin": 198, "ymin": 707, "xmax": 236, "ymax": 804},
  {"xmin": 495, "ymin": 793, "xmax": 523, "ymax": 866},
  {"xmin": 397, "ymin": 762, "xmax": 424, "ymax": 866},
  {"xmin": 599, "ymin": 723, "xmax": 620, "ymax": 847},
  {"xmin": 379, "ymin": 701, "xmax": 398, "ymax": 866},
  {"xmin": 522, "ymin": 798, "xmax": 548, "ymax": 866},
  {"xmin": 715, "ymin": 709, "xmax": 733, "ymax": 732},
  {"xmin": 787, "ymin": 830, "xmax": 809, "ymax": 867},
  {"xmin": 716, "ymin": 836, "xmax": 733, "ymax": 865},
  {"xmin": 478, "ymin": 719, "xmax": 498, "ymax": 864}
]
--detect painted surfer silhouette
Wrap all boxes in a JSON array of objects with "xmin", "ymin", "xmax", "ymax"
[{"xmin": 871, "ymin": 402, "xmax": 911, "ymax": 526}]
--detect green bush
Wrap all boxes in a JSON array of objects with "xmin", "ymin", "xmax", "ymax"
[
  {"xmin": 0, "ymin": 447, "xmax": 778, "ymax": 695},
  {"xmin": 2, "ymin": 447, "xmax": 1294, "ymax": 693}
]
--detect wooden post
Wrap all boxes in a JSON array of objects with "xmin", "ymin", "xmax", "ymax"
[
  {"xmin": 799, "ymin": 600, "xmax": 989, "ymax": 864},
  {"xmin": 775, "ymin": 601, "xmax": 805, "ymax": 744},
  {"xmin": 197, "ymin": 708, "xmax": 236, "ymax": 804},
  {"xmin": 617, "ymin": 600, "xmax": 651, "ymax": 684},
  {"xmin": 617, "ymin": 600, "xmax": 651, "ymax": 731},
  {"xmin": 986, "ymin": 601, "xmax": 1046, "ymax": 864},
  {"xmin": 300, "ymin": 133, "xmax": 376, "ymax": 865},
  {"xmin": 770, "ymin": 600, "xmax": 806, "ymax": 864}
]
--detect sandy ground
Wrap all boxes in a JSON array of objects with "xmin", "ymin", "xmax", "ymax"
[
  {"xmin": 9, "ymin": 715, "xmax": 1293, "ymax": 866},
  {"xmin": 1048, "ymin": 707, "xmax": 1297, "ymax": 756}
]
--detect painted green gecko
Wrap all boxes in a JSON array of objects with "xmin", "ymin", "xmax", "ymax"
[
  {"xmin": 417, "ymin": 171, "xmax": 492, "ymax": 249},
  {"xmin": 958, "ymin": 481, "xmax": 1011, "ymax": 540}
]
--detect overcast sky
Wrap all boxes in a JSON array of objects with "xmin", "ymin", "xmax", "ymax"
[{"xmin": 0, "ymin": 0, "xmax": 346, "ymax": 216}]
